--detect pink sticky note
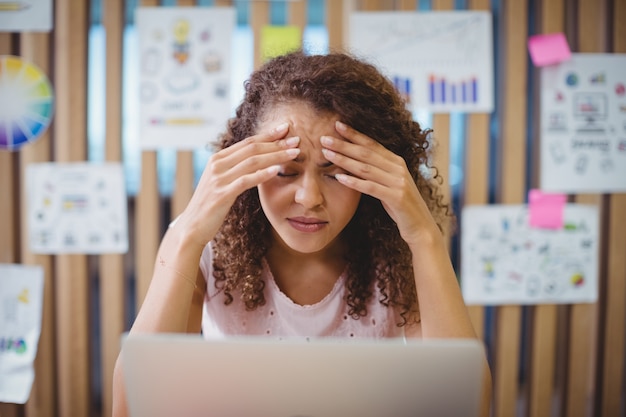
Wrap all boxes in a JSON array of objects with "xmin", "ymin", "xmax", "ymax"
[
  {"xmin": 527, "ymin": 33, "xmax": 571, "ymax": 67},
  {"xmin": 528, "ymin": 189, "xmax": 567, "ymax": 229}
]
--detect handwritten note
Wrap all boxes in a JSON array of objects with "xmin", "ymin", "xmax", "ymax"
[{"xmin": 461, "ymin": 204, "xmax": 598, "ymax": 305}]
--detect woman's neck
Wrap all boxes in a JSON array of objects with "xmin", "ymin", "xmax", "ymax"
[{"xmin": 265, "ymin": 238, "xmax": 348, "ymax": 305}]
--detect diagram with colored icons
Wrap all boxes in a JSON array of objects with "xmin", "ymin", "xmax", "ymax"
[
  {"xmin": 137, "ymin": 7, "xmax": 236, "ymax": 149},
  {"xmin": 540, "ymin": 53, "xmax": 626, "ymax": 192},
  {"xmin": 461, "ymin": 204, "xmax": 599, "ymax": 306},
  {"xmin": 26, "ymin": 163, "xmax": 128, "ymax": 254}
]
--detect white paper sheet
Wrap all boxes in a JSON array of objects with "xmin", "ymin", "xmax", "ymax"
[
  {"xmin": 26, "ymin": 162, "xmax": 129, "ymax": 254},
  {"xmin": 0, "ymin": 0, "xmax": 52, "ymax": 32},
  {"xmin": 540, "ymin": 53, "xmax": 626, "ymax": 193},
  {"xmin": 349, "ymin": 11, "xmax": 494, "ymax": 113},
  {"xmin": 0, "ymin": 264, "xmax": 44, "ymax": 404},
  {"xmin": 461, "ymin": 204, "xmax": 599, "ymax": 305},
  {"xmin": 137, "ymin": 7, "xmax": 236, "ymax": 149}
]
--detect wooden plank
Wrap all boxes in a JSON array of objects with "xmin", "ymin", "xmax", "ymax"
[
  {"xmin": 599, "ymin": 193, "xmax": 626, "ymax": 417},
  {"xmin": 169, "ymin": 0, "xmax": 197, "ymax": 223},
  {"xmin": 288, "ymin": 0, "xmax": 307, "ymax": 30},
  {"xmin": 464, "ymin": 0, "xmax": 491, "ymax": 345},
  {"xmin": 101, "ymin": 1, "xmax": 126, "ymax": 417},
  {"xmin": 53, "ymin": 1, "xmax": 91, "ymax": 416},
  {"xmin": 598, "ymin": 5, "xmax": 626, "ymax": 415},
  {"xmin": 565, "ymin": 0, "xmax": 606, "ymax": 415},
  {"xmin": 17, "ymin": 32, "xmax": 57, "ymax": 417},
  {"xmin": 136, "ymin": 0, "xmax": 162, "ymax": 313},
  {"xmin": 326, "ymin": 0, "xmax": 345, "ymax": 51},
  {"xmin": 397, "ymin": 0, "xmax": 417, "ymax": 10},
  {"xmin": 0, "ymin": 28, "xmax": 21, "ymax": 417},
  {"xmin": 527, "ymin": 1, "xmax": 564, "ymax": 416},
  {"xmin": 250, "ymin": 1, "xmax": 270, "ymax": 69},
  {"xmin": 431, "ymin": 0, "xmax": 453, "ymax": 244},
  {"xmin": 493, "ymin": 1, "xmax": 528, "ymax": 416},
  {"xmin": 0, "ymin": 33, "xmax": 15, "ymax": 265}
]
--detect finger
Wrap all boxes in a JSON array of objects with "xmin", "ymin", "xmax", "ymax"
[
  {"xmin": 214, "ymin": 131, "xmax": 300, "ymax": 176},
  {"xmin": 224, "ymin": 164, "xmax": 284, "ymax": 196},
  {"xmin": 321, "ymin": 138, "xmax": 402, "ymax": 189},
  {"xmin": 218, "ymin": 122, "xmax": 291, "ymax": 158}
]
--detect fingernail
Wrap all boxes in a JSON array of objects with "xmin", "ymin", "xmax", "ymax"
[
  {"xmin": 335, "ymin": 173, "xmax": 349, "ymax": 183},
  {"xmin": 320, "ymin": 136, "xmax": 333, "ymax": 146},
  {"xmin": 285, "ymin": 136, "xmax": 300, "ymax": 146},
  {"xmin": 267, "ymin": 165, "xmax": 280, "ymax": 174},
  {"xmin": 321, "ymin": 148, "xmax": 335, "ymax": 159},
  {"xmin": 335, "ymin": 121, "xmax": 347, "ymax": 131},
  {"xmin": 286, "ymin": 148, "xmax": 300, "ymax": 157},
  {"xmin": 275, "ymin": 122, "xmax": 289, "ymax": 132}
]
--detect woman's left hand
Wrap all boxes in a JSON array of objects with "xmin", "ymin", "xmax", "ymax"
[{"xmin": 320, "ymin": 121, "xmax": 439, "ymax": 246}]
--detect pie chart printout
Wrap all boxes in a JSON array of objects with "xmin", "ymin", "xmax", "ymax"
[{"xmin": 0, "ymin": 55, "xmax": 54, "ymax": 151}]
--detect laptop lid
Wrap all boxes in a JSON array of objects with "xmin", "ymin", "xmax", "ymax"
[{"xmin": 122, "ymin": 333, "xmax": 484, "ymax": 417}]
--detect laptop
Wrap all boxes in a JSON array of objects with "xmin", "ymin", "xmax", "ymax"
[{"xmin": 121, "ymin": 333, "xmax": 485, "ymax": 417}]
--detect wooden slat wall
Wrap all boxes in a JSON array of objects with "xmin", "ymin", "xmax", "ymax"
[
  {"xmin": 100, "ymin": 2, "xmax": 125, "ymax": 417},
  {"xmin": 1, "ymin": 1, "xmax": 625, "ymax": 416},
  {"xmin": 494, "ymin": 2, "xmax": 528, "ymax": 416},
  {"xmin": 527, "ymin": 2, "xmax": 563, "ymax": 415}
]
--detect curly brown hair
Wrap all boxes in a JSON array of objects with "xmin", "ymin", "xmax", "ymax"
[{"xmin": 212, "ymin": 50, "xmax": 452, "ymax": 326}]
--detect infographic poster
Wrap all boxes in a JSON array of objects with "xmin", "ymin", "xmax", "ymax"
[
  {"xmin": 540, "ymin": 53, "xmax": 626, "ymax": 192},
  {"xmin": 349, "ymin": 11, "xmax": 493, "ymax": 113},
  {"xmin": 26, "ymin": 162, "xmax": 128, "ymax": 254},
  {"xmin": 0, "ymin": 264, "xmax": 43, "ymax": 404},
  {"xmin": 137, "ymin": 7, "xmax": 236, "ymax": 149},
  {"xmin": 461, "ymin": 204, "xmax": 599, "ymax": 305}
]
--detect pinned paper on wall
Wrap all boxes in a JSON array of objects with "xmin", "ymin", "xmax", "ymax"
[
  {"xmin": 26, "ymin": 162, "xmax": 129, "ymax": 254},
  {"xmin": 528, "ymin": 33, "xmax": 571, "ymax": 67},
  {"xmin": 137, "ymin": 7, "xmax": 236, "ymax": 149},
  {"xmin": 461, "ymin": 204, "xmax": 599, "ymax": 305},
  {"xmin": 540, "ymin": 53, "xmax": 626, "ymax": 193},
  {"xmin": 0, "ymin": 0, "xmax": 52, "ymax": 32},
  {"xmin": 261, "ymin": 25, "xmax": 301, "ymax": 63},
  {"xmin": 0, "ymin": 56, "xmax": 55, "ymax": 151},
  {"xmin": 349, "ymin": 11, "xmax": 494, "ymax": 113},
  {"xmin": 528, "ymin": 189, "xmax": 566, "ymax": 229},
  {"xmin": 0, "ymin": 264, "xmax": 44, "ymax": 404}
]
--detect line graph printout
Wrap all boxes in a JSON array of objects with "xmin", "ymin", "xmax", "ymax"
[
  {"xmin": 137, "ymin": 7, "xmax": 236, "ymax": 149},
  {"xmin": 349, "ymin": 11, "xmax": 493, "ymax": 113},
  {"xmin": 540, "ymin": 53, "xmax": 626, "ymax": 192},
  {"xmin": 461, "ymin": 204, "xmax": 599, "ymax": 305}
]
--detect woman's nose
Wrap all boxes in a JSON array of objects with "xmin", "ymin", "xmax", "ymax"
[{"xmin": 294, "ymin": 175, "xmax": 324, "ymax": 208}]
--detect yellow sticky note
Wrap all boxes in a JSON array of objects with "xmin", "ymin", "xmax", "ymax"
[{"xmin": 260, "ymin": 25, "xmax": 302, "ymax": 63}]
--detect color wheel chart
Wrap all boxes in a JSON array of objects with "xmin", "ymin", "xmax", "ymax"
[{"xmin": 0, "ymin": 56, "xmax": 54, "ymax": 151}]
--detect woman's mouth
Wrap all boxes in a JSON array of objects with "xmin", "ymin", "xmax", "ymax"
[{"xmin": 287, "ymin": 217, "xmax": 328, "ymax": 233}]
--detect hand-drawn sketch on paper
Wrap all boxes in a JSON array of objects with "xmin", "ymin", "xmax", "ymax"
[
  {"xmin": 461, "ymin": 204, "xmax": 599, "ymax": 305},
  {"xmin": 26, "ymin": 162, "xmax": 129, "ymax": 254},
  {"xmin": 137, "ymin": 7, "xmax": 236, "ymax": 149},
  {"xmin": 0, "ymin": 264, "xmax": 43, "ymax": 404},
  {"xmin": 540, "ymin": 53, "xmax": 626, "ymax": 192},
  {"xmin": 349, "ymin": 11, "xmax": 494, "ymax": 113}
]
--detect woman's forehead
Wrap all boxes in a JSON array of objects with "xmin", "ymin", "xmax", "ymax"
[{"xmin": 258, "ymin": 101, "xmax": 338, "ymax": 133}]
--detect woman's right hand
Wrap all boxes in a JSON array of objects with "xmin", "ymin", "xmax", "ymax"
[{"xmin": 174, "ymin": 122, "xmax": 301, "ymax": 247}]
